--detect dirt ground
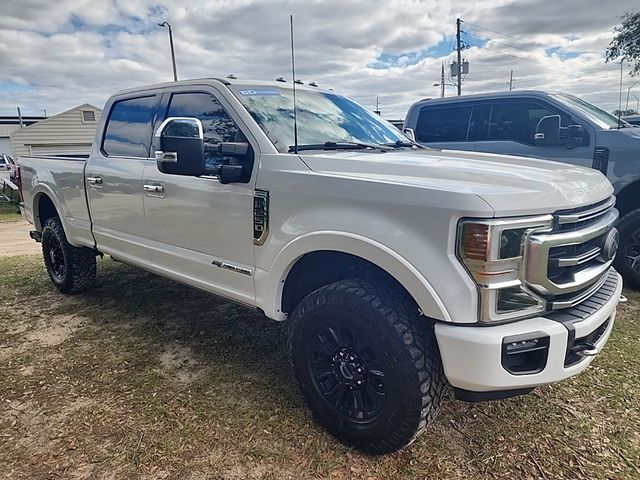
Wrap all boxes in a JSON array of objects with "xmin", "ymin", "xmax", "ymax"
[
  {"xmin": 0, "ymin": 220, "xmax": 41, "ymax": 257},
  {"xmin": 0, "ymin": 255, "xmax": 639, "ymax": 479}
]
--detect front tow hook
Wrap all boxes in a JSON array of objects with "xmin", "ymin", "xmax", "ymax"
[{"xmin": 571, "ymin": 342, "xmax": 599, "ymax": 358}]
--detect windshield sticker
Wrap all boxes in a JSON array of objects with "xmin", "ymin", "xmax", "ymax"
[{"xmin": 239, "ymin": 89, "xmax": 281, "ymax": 96}]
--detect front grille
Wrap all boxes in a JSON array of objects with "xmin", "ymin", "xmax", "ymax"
[{"xmin": 526, "ymin": 196, "xmax": 618, "ymax": 309}]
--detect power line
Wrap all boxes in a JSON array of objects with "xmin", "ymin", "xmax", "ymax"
[{"xmin": 461, "ymin": 21, "xmax": 525, "ymax": 41}]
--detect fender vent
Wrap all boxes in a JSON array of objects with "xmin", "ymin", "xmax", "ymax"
[{"xmin": 253, "ymin": 190, "xmax": 269, "ymax": 246}]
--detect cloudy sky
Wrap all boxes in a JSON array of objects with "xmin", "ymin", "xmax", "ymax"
[{"xmin": 0, "ymin": 0, "xmax": 638, "ymax": 119}]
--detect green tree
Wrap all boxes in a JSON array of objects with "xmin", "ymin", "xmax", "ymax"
[{"xmin": 606, "ymin": 11, "xmax": 640, "ymax": 76}]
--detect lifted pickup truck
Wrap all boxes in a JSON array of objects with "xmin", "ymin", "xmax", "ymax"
[{"xmin": 17, "ymin": 78, "xmax": 621, "ymax": 453}]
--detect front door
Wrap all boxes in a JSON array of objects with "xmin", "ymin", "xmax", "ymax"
[
  {"xmin": 142, "ymin": 89, "xmax": 257, "ymax": 305},
  {"xmin": 474, "ymin": 99, "xmax": 595, "ymax": 168},
  {"xmin": 86, "ymin": 93, "xmax": 160, "ymax": 265}
]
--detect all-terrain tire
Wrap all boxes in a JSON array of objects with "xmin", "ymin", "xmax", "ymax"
[
  {"xmin": 614, "ymin": 208, "xmax": 640, "ymax": 290},
  {"xmin": 288, "ymin": 278, "xmax": 448, "ymax": 454},
  {"xmin": 41, "ymin": 216, "xmax": 96, "ymax": 294}
]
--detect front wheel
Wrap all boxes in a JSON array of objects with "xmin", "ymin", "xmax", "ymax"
[
  {"xmin": 41, "ymin": 216, "xmax": 96, "ymax": 293},
  {"xmin": 288, "ymin": 279, "xmax": 447, "ymax": 454},
  {"xmin": 614, "ymin": 208, "xmax": 640, "ymax": 290}
]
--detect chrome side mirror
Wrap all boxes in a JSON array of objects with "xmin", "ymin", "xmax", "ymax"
[{"xmin": 154, "ymin": 117, "xmax": 206, "ymax": 176}]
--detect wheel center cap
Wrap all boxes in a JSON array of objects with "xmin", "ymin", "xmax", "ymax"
[{"xmin": 338, "ymin": 362, "xmax": 354, "ymax": 380}]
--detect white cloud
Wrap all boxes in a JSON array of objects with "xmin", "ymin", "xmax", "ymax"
[{"xmin": 0, "ymin": 0, "xmax": 637, "ymax": 119}]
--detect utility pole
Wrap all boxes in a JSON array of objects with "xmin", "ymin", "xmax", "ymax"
[
  {"xmin": 440, "ymin": 62, "xmax": 445, "ymax": 98},
  {"xmin": 508, "ymin": 70, "xmax": 514, "ymax": 92},
  {"xmin": 16, "ymin": 107, "xmax": 23, "ymax": 127},
  {"xmin": 634, "ymin": 94, "xmax": 640, "ymax": 113},
  {"xmin": 456, "ymin": 18, "xmax": 462, "ymax": 96},
  {"xmin": 374, "ymin": 96, "xmax": 381, "ymax": 115},
  {"xmin": 158, "ymin": 21, "xmax": 178, "ymax": 81}
]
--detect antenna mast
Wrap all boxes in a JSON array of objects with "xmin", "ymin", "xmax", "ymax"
[{"xmin": 290, "ymin": 14, "xmax": 299, "ymax": 154}]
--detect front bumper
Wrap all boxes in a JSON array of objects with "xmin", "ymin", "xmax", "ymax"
[{"xmin": 435, "ymin": 270, "xmax": 621, "ymax": 396}]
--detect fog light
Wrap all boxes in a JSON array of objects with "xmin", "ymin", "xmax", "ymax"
[{"xmin": 501, "ymin": 333, "xmax": 550, "ymax": 375}]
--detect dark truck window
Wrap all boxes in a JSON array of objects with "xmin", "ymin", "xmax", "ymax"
[
  {"xmin": 166, "ymin": 92, "xmax": 244, "ymax": 169},
  {"xmin": 415, "ymin": 105, "xmax": 472, "ymax": 143},
  {"xmin": 486, "ymin": 101, "xmax": 565, "ymax": 145},
  {"xmin": 102, "ymin": 96, "xmax": 157, "ymax": 157}
]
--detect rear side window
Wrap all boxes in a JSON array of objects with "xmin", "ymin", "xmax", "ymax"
[
  {"xmin": 415, "ymin": 105, "xmax": 472, "ymax": 143},
  {"xmin": 102, "ymin": 96, "xmax": 157, "ymax": 157}
]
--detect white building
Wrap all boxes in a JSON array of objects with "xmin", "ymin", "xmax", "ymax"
[{"xmin": 10, "ymin": 104, "xmax": 102, "ymax": 157}]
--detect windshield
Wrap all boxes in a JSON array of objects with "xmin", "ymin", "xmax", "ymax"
[
  {"xmin": 230, "ymin": 85, "xmax": 408, "ymax": 152},
  {"xmin": 552, "ymin": 92, "xmax": 630, "ymax": 129}
]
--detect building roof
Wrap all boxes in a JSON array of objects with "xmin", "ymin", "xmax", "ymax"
[
  {"xmin": 0, "ymin": 115, "xmax": 47, "ymax": 127},
  {"xmin": 12, "ymin": 104, "xmax": 101, "ymax": 133}
]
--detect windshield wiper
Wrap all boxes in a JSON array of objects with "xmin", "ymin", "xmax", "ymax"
[
  {"xmin": 288, "ymin": 141, "xmax": 391, "ymax": 153},
  {"xmin": 381, "ymin": 140, "xmax": 426, "ymax": 149}
]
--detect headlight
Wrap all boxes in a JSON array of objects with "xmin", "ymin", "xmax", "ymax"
[{"xmin": 457, "ymin": 215, "xmax": 553, "ymax": 323}]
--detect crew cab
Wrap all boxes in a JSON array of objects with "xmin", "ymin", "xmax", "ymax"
[
  {"xmin": 17, "ymin": 79, "xmax": 622, "ymax": 453},
  {"xmin": 404, "ymin": 91, "xmax": 640, "ymax": 289}
]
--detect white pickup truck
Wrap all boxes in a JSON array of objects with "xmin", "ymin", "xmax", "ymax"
[{"xmin": 17, "ymin": 78, "xmax": 622, "ymax": 453}]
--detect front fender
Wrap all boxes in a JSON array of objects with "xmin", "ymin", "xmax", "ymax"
[{"xmin": 254, "ymin": 231, "xmax": 451, "ymax": 322}]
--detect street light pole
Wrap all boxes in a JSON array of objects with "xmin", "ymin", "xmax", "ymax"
[
  {"xmin": 158, "ymin": 21, "xmax": 178, "ymax": 81},
  {"xmin": 626, "ymin": 81, "xmax": 639, "ymax": 111}
]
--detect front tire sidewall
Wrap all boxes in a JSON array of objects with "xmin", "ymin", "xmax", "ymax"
[
  {"xmin": 289, "ymin": 282, "xmax": 440, "ymax": 453},
  {"xmin": 615, "ymin": 209, "xmax": 640, "ymax": 290}
]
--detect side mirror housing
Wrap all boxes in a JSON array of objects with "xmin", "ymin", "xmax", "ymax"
[
  {"xmin": 403, "ymin": 128, "xmax": 416, "ymax": 142},
  {"xmin": 534, "ymin": 115, "xmax": 561, "ymax": 146},
  {"xmin": 154, "ymin": 117, "xmax": 206, "ymax": 176}
]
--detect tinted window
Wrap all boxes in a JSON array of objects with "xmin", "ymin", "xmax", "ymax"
[
  {"xmin": 415, "ymin": 105, "xmax": 472, "ymax": 143},
  {"xmin": 103, "ymin": 96, "xmax": 157, "ymax": 157},
  {"xmin": 166, "ymin": 92, "xmax": 243, "ymax": 168},
  {"xmin": 487, "ymin": 101, "xmax": 566, "ymax": 145}
]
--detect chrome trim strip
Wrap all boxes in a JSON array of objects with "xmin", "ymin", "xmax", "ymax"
[
  {"xmin": 548, "ymin": 272, "xmax": 609, "ymax": 309},
  {"xmin": 555, "ymin": 246, "xmax": 601, "ymax": 267},
  {"xmin": 557, "ymin": 196, "xmax": 616, "ymax": 225}
]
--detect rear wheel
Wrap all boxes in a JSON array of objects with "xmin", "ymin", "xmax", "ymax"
[
  {"xmin": 41, "ymin": 216, "xmax": 96, "ymax": 293},
  {"xmin": 614, "ymin": 209, "xmax": 640, "ymax": 290},
  {"xmin": 288, "ymin": 278, "xmax": 447, "ymax": 454}
]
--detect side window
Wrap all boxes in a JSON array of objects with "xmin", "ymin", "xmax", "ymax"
[
  {"xmin": 103, "ymin": 96, "xmax": 157, "ymax": 157},
  {"xmin": 487, "ymin": 101, "xmax": 567, "ymax": 145},
  {"xmin": 415, "ymin": 105, "xmax": 472, "ymax": 143},
  {"xmin": 165, "ymin": 92, "xmax": 245, "ymax": 169}
]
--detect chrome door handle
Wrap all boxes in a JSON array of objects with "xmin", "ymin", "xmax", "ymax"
[
  {"xmin": 86, "ymin": 176, "xmax": 102, "ymax": 185},
  {"xmin": 143, "ymin": 184, "xmax": 164, "ymax": 193}
]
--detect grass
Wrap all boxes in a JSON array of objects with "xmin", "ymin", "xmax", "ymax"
[
  {"xmin": 0, "ymin": 255, "xmax": 638, "ymax": 479},
  {"xmin": 0, "ymin": 202, "xmax": 22, "ymax": 222}
]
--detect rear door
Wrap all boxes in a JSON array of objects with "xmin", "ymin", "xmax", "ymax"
[
  {"xmin": 413, "ymin": 102, "xmax": 477, "ymax": 151},
  {"xmin": 474, "ymin": 98, "xmax": 595, "ymax": 168},
  {"xmin": 141, "ymin": 86, "xmax": 258, "ymax": 305},
  {"xmin": 86, "ymin": 93, "xmax": 161, "ymax": 265}
]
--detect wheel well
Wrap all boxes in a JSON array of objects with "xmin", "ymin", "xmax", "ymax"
[
  {"xmin": 281, "ymin": 251, "xmax": 412, "ymax": 314},
  {"xmin": 36, "ymin": 194, "xmax": 58, "ymax": 229},
  {"xmin": 616, "ymin": 182, "xmax": 640, "ymax": 216}
]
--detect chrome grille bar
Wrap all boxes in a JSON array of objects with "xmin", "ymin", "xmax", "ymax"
[
  {"xmin": 557, "ymin": 196, "xmax": 616, "ymax": 225},
  {"xmin": 554, "ymin": 246, "xmax": 601, "ymax": 267}
]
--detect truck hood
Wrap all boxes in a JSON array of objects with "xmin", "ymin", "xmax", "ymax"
[{"xmin": 300, "ymin": 148, "xmax": 613, "ymax": 216}]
